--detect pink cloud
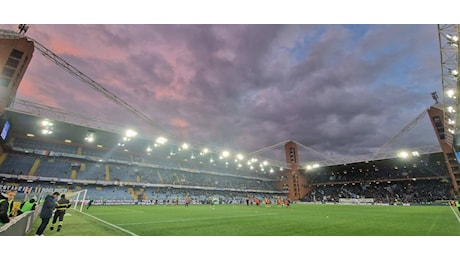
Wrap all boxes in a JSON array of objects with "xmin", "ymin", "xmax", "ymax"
[
  {"xmin": 170, "ymin": 118, "xmax": 189, "ymax": 128},
  {"xmin": 16, "ymin": 77, "xmax": 59, "ymax": 107},
  {"xmin": 140, "ymin": 43, "xmax": 198, "ymax": 101}
]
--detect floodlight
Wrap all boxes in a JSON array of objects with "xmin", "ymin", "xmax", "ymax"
[
  {"xmin": 156, "ymin": 136, "xmax": 167, "ymax": 144},
  {"xmin": 431, "ymin": 91, "xmax": 439, "ymax": 103},
  {"xmin": 398, "ymin": 151, "xmax": 409, "ymax": 158},
  {"xmin": 41, "ymin": 119, "xmax": 52, "ymax": 126},
  {"xmin": 85, "ymin": 131, "xmax": 95, "ymax": 143},
  {"xmin": 126, "ymin": 129, "xmax": 137, "ymax": 138},
  {"xmin": 446, "ymin": 34, "xmax": 459, "ymax": 42}
]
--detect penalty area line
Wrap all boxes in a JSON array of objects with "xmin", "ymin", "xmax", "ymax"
[{"xmin": 75, "ymin": 209, "xmax": 138, "ymax": 236}]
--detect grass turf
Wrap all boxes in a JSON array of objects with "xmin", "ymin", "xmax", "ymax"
[{"xmin": 27, "ymin": 203, "xmax": 460, "ymax": 236}]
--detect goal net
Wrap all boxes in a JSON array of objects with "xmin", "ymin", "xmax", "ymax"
[{"xmin": 68, "ymin": 189, "xmax": 87, "ymax": 212}]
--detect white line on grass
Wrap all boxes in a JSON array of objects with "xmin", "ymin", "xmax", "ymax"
[
  {"xmin": 77, "ymin": 210, "xmax": 138, "ymax": 236},
  {"xmin": 117, "ymin": 212, "xmax": 280, "ymax": 226},
  {"xmin": 449, "ymin": 206, "xmax": 460, "ymax": 224}
]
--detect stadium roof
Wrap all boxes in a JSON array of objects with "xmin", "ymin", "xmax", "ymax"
[{"xmin": 2, "ymin": 109, "xmax": 178, "ymax": 161}]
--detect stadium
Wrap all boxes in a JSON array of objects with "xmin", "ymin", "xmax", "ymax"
[{"xmin": 0, "ymin": 24, "xmax": 460, "ymax": 238}]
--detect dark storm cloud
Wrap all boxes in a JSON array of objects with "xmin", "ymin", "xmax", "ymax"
[{"xmin": 10, "ymin": 24, "xmax": 442, "ymax": 162}]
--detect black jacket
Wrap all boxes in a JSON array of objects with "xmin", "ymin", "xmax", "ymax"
[
  {"xmin": 40, "ymin": 194, "xmax": 57, "ymax": 219},
  {"xmin": 0, "ymin": 193, "xmax": 12, "ymax": 224}
]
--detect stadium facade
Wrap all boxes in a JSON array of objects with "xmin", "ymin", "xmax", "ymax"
[{"xmin": 0, "ymin": 35, "xmax": 34, "ymax": 115}]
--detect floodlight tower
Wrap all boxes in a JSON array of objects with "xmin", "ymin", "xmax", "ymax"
[
  {"xmin": 283, "ymin": 141, "xmax": 309, "ymax": 200},
  {"xmin": 438, "ymin": 24, "xmax": 458, "ymax": 148},
  {"xmin": 437, "ymin": 24, "xmax": 460, "ymax": 196},
  {"xmin": 427, "ymin": 104, "xmax": 459, "ymax": 195},
  {"xmin": 0, "ymin": 28, "xmax": 34, "ymax": 115}
]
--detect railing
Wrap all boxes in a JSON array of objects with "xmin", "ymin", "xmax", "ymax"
[{"xmin": 0, "ymin": 205, "xmax": 41, "ymax": 236}]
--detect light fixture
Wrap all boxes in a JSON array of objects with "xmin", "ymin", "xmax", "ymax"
[
  {"xmin": 85, "ymin": 131, "xmax": 95, "ymax": 143},
  {"xmin": 446, "ymin": 34, "xmax": 459, "ymax": 42},
  {"xmin": 126, "ymin": 129, "xmax": 137, "ymax": 138},
  {"xmin": 448, "ymin": 69, "xmax": 458, "ymax": 82},
  {"xmin": 446, "ymin": 34, "xmax": 459, "ymax": 48},
  {"xmin": 398, "ymin": 151, "xmax": 409, "ymax": 158},
  {"xmin": 431, "ymin": 91, "xmax": 439, "ymax": 103},
  {"xmin": 40, "ymin": 119, "xmax": 53, "ymax": 135},
  {"xmin": 155, "ymin": 136, "xmax": 167, "ymax": 145}
]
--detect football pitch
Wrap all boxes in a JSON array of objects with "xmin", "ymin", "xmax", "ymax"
[{"xmin": 27, "ymin": 203, "xmax": 460, "ymax": 236}]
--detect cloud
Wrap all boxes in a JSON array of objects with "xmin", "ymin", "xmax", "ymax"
[{"xmin": 11, "ymin": 24, "xmax": 442, "ymax": 163}]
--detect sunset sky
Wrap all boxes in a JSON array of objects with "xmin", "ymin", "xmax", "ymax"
[
  {"xmin": 0, "ymin": 23, "xmax": 445, "ymax": 162},
  {"xmin": 1, "ymin": 0, "xmax": 456, "ymax": 164}
]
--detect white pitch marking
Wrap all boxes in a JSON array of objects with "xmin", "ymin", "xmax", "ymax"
[
  {"xmin": 76, "ymin": 210, "xmax": 138, "ymax": 236},
  {"xmin": 449, "ymin": 206, "xmax": 460, "ymax": 224}
]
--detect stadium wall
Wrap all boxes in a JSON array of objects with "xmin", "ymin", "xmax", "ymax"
[{"xmin": 0, "ymin": 207, "xmax": 39, "ymax": 236}]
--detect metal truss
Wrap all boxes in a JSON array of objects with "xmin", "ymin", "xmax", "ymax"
[
  {"xmin": 0, "ymin": 29, "xmax": 165, "ymax": 136},
  {"xmin": 6, "ymin": 97, "xmax": 124, "ymax": 134},
  {"xmin": 437, "ymin": 24, "xmax": 459, "ymax": 147}
]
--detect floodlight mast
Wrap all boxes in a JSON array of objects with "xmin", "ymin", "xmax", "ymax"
[
  {"xmin": 0, "ymin": 28, "xmax": 165, "ymax": 137},
  {"xmin": 437, "ymin": 24, "xmax": 459, "ymax": 148},
  {"xmin": 437, "ymin": 24, "xmax": 460, "ymax": 195}
]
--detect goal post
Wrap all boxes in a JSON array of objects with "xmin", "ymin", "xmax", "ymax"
[{"xmin": 68, "ymin": 189, "xmax": 87, "ymax": 212}]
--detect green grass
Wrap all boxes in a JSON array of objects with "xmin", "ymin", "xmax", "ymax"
[{"xmin": 27, "ymin": 204, "xmax": 460, "ymax": 236}]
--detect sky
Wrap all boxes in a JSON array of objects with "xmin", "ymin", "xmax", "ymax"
[{"xmin": 0, "ymin": 23, "xmax": 445, "ymax": 163}]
